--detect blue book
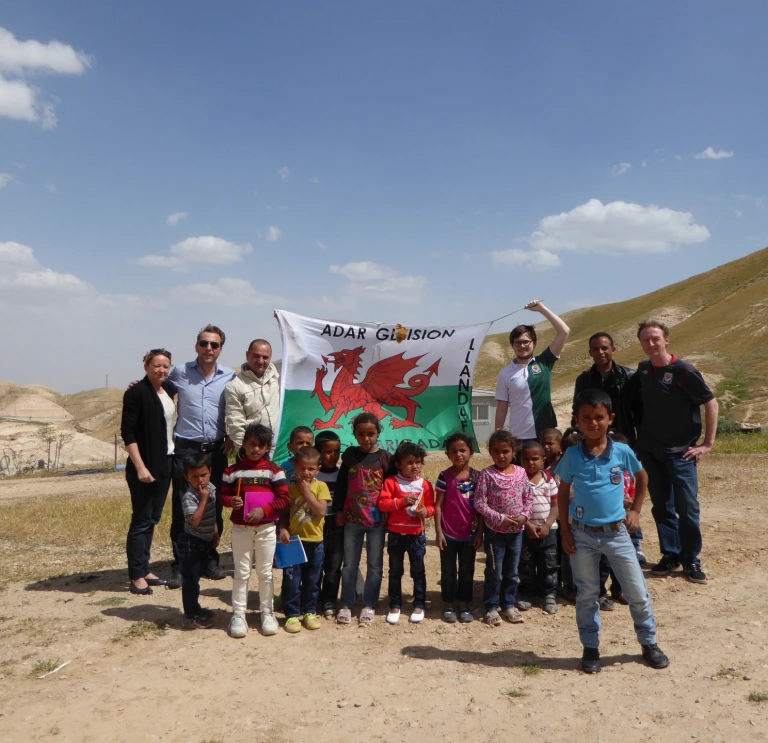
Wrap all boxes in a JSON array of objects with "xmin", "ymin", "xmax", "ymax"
[{"xmin": 275, "ymin": 535, "xmax": 307, "ymax": 569}]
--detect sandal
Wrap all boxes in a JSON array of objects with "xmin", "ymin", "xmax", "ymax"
[
  {"xmin": 336, "ymin": 608, "xmax": 352, "ymax": 625},
  {"xmin": 359, "ymin": 606, "xmax": 375, "ymax": 625},
  {"xmin": 485, "ymin": 609, "xmax": 502, "ymax": 627},
  {"xmin": 503, "ymin": 607, "xmax": 524, "ymax": 623}
]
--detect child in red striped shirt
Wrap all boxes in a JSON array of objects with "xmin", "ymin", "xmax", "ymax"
[
  {"xmin": 219, "ymin": 423, "xmax": 290, "ymax": 639},
  {"xmin": 378, "ymin": 442, "xmax": 435, "ymax": 625}
]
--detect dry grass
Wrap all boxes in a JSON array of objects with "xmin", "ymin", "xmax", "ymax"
[
  {"xmin": 112, "ymin": 619, "xmax": 167, "ymax": 643},
  {"xmin": 31, "ymin": 658, "xmax": 60, "ymax": 676}
]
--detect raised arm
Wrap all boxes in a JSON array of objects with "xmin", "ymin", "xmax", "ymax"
[{"xmin": 526, "ymin": 300, "xmax": 570, "ymax": 357}]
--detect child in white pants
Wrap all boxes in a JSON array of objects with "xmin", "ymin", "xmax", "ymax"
[{"xmin": 220, "ymin": 423, "xmax": 290, "ymax": 638}]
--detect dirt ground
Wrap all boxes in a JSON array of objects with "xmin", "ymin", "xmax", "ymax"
[{"xmin": 1, "ymin": 456, "xmax": 767, "ymax": 743}]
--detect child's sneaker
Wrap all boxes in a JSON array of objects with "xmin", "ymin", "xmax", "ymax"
[
  {"xmin": 303, "ymin": 613, "xmax": 321, "ymax": 630},
  {"xmin": 323, "ymin": 603, "xmax": 336, "ymax": 619},
  {"xmin": 635, "ymin": 546, "xmax": 647, "ymax": 565},
  {"xmin": 285, "ymin": 617, "xmax": 302, "ymax": 633},
  {"xmin": 599, "ymin": 596, "xmax": 615, "ymax": 611},
  {"xmin": 260, "ymin": 611, "xmax": 279, "ymax": 636},
  {"xmin": 543, "ymin": 596, "xmax": 558, "ymax": 614},
  {"xmin": 182, "ymin": 610, "xmax": 214, "ymax": 630},
  {"xmin": 228, "ymin": 614, "xmax": 248, "ymax": 638}
]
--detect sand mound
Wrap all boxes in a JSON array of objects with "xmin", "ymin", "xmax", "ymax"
[{"xmin": 0, "ymin": 393, "xmax": 72, "ymax": 420}]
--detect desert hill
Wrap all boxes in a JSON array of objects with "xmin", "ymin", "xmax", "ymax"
[{"xmin": 474, "ymin": 245, "xmax": 768, "ymax": 426}]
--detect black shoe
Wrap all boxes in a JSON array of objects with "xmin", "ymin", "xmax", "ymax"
[
  {"xmin": 204, "ymin": 562, "xmax": 227, "ymax": 580},
  {"xmin": 650, "ymin": 556, "xmax": 680, "ymax": 576},
  {"xmin": 145, "ymin": 578, "xmax": 168, "ymax": 587},
  {"xmin": 641, "ymin": 644, "xmax": 670, "ymax": 669},
  {"xmin": 581, "ymin": 647, "xmax": 601, "ymax": 674},
  {"xmin": 684, "ymin": 563, "xmax": 707, "ymax": 584},
  {"xmin": 599, "ymin": 596, "xmax": 615, "ymax": 611},
  {"xmin": 129, "ymin": 582, "xmax": 153, "ymax": 596},
  {"xmin": 166, "ymin": 566, "xmax": 181, "ymax": 590}
]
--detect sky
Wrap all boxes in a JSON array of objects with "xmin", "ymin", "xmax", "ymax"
[{"xmin": 1, "ymin": 1, "xmax": 766, "ymax": 392}]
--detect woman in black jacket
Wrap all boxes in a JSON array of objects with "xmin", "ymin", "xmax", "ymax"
[{"xmin": 121, "ymin": 349, "xmax": 177, "ymax": 595}]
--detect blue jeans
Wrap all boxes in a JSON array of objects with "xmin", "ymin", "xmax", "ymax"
[
  {"xmin": 281, "ymin": 540, "xmax": 324, "ymax": 618},
  {"xmin": 387, "ymin": 532, "xmax": 427, "ymax": 609},
  {"xmin": 177, "ymin": 531, "xmax": 208, "ymax": 617},
  {"xmin": 483, "ymin": 529, "xmax": 523, "ymax": 611},
  {"xmin": 341, "ymin": 523, "xmax": 385, "ymax": 608},
  {"xmin": 570, "ymin": 523, "xmax": 657, "ymax": 648},
  {"xmin": 638, "ymin": 451, "xmax": 702, "ymax": 565}
]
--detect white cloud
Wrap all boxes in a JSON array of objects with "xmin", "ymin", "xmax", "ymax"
[
  {"xmin": 278, "ymin": 166, "xmax": 291, "ymax": 182},
  {"xmin": 695, "ymin": 146, "xmax": 734, "ymax": 160},
  {"xmin": 641, "ymin": 161, "xmax": 647, "ymax": 168},
  {"xmin": 166, "ymin": 211, "xmax": 187, "ymax": 226},
  {"xmin": 139, "ymin": 235, "xmax": 252, "ymax": 270},
  {"xmin": 0, "ymin": 27, "xmax": 92, "ymax": 74},
  {"xmin": 265, "ymin": 225, "xmax": 282, "ymax": 243},
  {"xmin": 316, "ymin": 240, "xmax": 328, "ymax": 250},
  {"xmin": 0, "ymin": 27, "xmax": 91, "ymax": 128},
  {"xmin": 527, "ymin": 199, "xmax": 710, "ymax": 256},
  {"xmin": 674, "ymin": 154, "xmax": 683, "ymax": 161},
  {"xmin": 612, "ymin": 162, "xmax": 631, "ymax": 176},
  {"xmin": 491, "ymin": 247, "xmax": 562, "ymax": 271},
  {"xmin": 45, "ymin": 180, "xmax": 58, "ymax": 194},
  {"xmin": 0, "ymin": 240, "xmax": 92, "ymax": 306},
  {"xmin": 168, "ymin": 278, "xmax": 284, "ymax": 307},
  {"xmin": 330, "ymin": 261, "xmax": 427, "ymax": 303},
  {"xmin": 311, "ymin": 176, "xmax": 320, "ymax": 184},
  {"xmin": 0, "ymin": 172, "xmax": 12, "ymax": 187}
]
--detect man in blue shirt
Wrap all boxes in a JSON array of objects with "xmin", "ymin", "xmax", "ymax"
[
  {"xmin": 556, "ymin": 388, "xmax": 669, "ymax": 674},
  {"xmin": 168, "ymin": 325, "xmax": 235, "ymax": 585}
]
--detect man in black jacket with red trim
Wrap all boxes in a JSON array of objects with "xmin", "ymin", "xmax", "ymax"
[{"xmin": 573, "ymin": 332, "xmax": 637, "ymax": 446}]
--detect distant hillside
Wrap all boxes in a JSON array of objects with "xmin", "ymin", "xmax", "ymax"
[{"xmin": 475, "ymin": 245, "xmax": 768, "ymax": 426}]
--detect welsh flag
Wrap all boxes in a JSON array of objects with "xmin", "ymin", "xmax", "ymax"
[{"xmin": 273, "ymin": 310, "xmax": 492, "ymax": 463}]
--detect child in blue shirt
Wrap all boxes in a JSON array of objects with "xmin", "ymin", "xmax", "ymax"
[{"xmin": 556, "ymin": 388, "xmax": 670, "ymax": 674}]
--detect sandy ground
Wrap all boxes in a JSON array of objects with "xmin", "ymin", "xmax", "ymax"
[{"xmin": 1, "ymin": 456, "xmax": 768, "ymax": 743}]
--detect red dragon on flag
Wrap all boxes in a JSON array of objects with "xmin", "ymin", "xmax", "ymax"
[{"xmin": 310, "ymin": 346, "xmax": 440, "ymax": 430}]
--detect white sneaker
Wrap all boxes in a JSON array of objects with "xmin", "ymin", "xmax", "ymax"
[
  {"xmin": 386, "ymin": 609, "xmax": 401, "ymax": 625},
  {"xmin": 229, "ymin": 614, "xmax": 248, "ymax": 638},
  {"xmin": 261, "ymin": 611, "xmax": 279, "ymax": 636},
  {"xmin": 409, "ymin": 608, "xmax": 425, "ymax": 623}
]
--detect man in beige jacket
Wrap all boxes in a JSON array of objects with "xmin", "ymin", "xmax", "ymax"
[{"xmin": 225, "ymin": 339, "xmax": 281, "ymax": 448}]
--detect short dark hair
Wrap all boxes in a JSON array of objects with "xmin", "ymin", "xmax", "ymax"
[
  {"xmin": 248, "ymin": 338, "xmax": 272, "ymax": 353},
  {"xmin": 610, "ymin": 431, "xmax": 630, "ymax": 445},
  {"xmin": 386, "ymin": 441, "xmax": 426, "ymax": 478},
  {"xmin": 588, "ymin": 332, "xmax": 614, "ymax": 347},
  {"xmin": 183, "ymin": 451, "xmax": 211, "ymax": 474},
  {"xmin": 293, "ymin": 446, "xmax": 321, "ymax": 464},
  {"xmin": 351, "ymin": 412, "xmax": 381, "ymax": 434},
  {"xmin": 289, "ymin": 426, "xmax": 314, "ymax": 443},
  {"xmin": 444, "ymin": 432, "xmax": 475, "ymax": 453},
  {"xmin": 243, "ymin": 423, "xmax": 273, "ymax": 447},
  {"xmin": 520, "ymin": 439, "xmax": 545, "ymax": 457},
  {"xmin": 561, "ymin": 427, "xmax": 584, "ymax": 450},
  {"xmin": 489, "ymin": 429, "xmax": 519, "ymax": 451},
  {"xmin": 509, "ymin": 324, "xmax": 537, "ymax": 345},
  {"xmin": 539, "ymin": 427, "xmax": 562, "ymax": 442},
  {"xmin": 314, "ymin": 430, "xmax": 341, "ymax": 452},
  {"xmin": 573, "ymin": 389, "xmax": 613, "ymax": 416},
  {"xmin": 197, "ymin": 324, "xmax": 226, "ymax": 345}
]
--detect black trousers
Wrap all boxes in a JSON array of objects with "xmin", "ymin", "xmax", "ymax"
[
  {"xmin": 177, "ymin": 531, "xmax": 210, "ymax": 616},
  {"xmin": 170, "ymin": 441, "xmax": 226, "ymax": 567},
  {"xmin": 519, "ymin": 530, "xmax": 559, "ymax": 600},
  {"xmin": 126, "ymin": 462, "xmax": 171, "ymax": 580},
  {"xmin": 320, "ymin": 521, "xmax": 345, "ymax": 609},
  {"xmin": 439, "ymin": 539, "xmax": 476, "ymax": 605}
]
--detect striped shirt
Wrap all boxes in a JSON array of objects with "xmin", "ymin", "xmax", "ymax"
[
  {"xmin": 181, "ymin": 483, "xmax": 217, "ymax": 541},
  {"xmin": 528, "ymin": 470, "xmax": 558, "ymax": 528},
  {"xmin": 219, "ymin": 458, "xmax": 290, "ymax": 526}
]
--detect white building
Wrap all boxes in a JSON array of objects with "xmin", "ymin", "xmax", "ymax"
[{"xmin": 470, "ymin": 389, "xmax": 498, "ymax": 446}]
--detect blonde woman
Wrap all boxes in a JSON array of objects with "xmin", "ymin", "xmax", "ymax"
[{"xmin": 120, "ymin": 349, "xmax": 177, "ymax": 594}]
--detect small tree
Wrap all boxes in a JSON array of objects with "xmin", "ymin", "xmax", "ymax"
[
  {"xmin": 53, "ymin": 431, "xmax": 75, "ymax": 471},
  {"xmin": 36, "ymin": 425, "xmax": 57, "ymax": 469}
]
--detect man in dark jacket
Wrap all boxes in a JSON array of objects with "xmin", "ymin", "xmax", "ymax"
[{"xmin": 573, "ymin": 332, "xmax": 637, "ymax": 446}]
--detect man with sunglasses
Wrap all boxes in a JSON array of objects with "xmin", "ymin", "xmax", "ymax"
[
  {"xmin": 494, "ymin": 300, "xmax": 570, "ymax": 439},
  {"xmin": 167, "ymin": 325, "xmax": 236, "ymax": 586}
]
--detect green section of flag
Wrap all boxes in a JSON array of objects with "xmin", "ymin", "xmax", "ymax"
[{"xmin": 275, "ymin": 386, "xmax": 477, "ymax": 463}]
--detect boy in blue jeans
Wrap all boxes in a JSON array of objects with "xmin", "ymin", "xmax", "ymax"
[{"xmin": 557, "ymin": 389, "xmax": 669, "ymax": 674}]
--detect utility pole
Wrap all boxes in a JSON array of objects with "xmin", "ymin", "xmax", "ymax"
[{"xmin": 105, "ymin": 373, "xmax": 108, "ymax": 389}]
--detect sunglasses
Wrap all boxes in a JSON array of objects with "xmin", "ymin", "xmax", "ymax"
[
  {"xmin": 149, "ymin": 348, "xmax": 172, "ymax": 360},
  {"xmin": 197, "ymin": 340, "xmax": 221, "ymax": 349}
]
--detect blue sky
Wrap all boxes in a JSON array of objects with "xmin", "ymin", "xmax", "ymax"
[{"xmin": 1, "ymin": 1, "xmax": 766, "ymax": 391}]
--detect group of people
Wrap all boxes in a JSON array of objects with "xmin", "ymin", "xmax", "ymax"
[{"xmin": 119, "ymin": 300, "xmax": 718, "ymax": 674}]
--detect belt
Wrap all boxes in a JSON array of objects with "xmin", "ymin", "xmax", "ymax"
[
  {"xmin": 570, "ymin": 518, "xmax": 623, "ymax": 534},
  {"xmin": 175, "ymin": 437, "xmax": 224, "ymax": 453}
]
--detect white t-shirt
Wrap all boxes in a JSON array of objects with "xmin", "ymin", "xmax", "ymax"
[
  {"xmin": 495, "ymin": 361, "xmax": 535, "ymax": 438},
  {"xmin": 158, "ymin": 391, "xmax": 176, "ymax": 456}
]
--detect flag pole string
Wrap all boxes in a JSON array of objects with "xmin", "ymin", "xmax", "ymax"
[{"xmin": 489, "ymin": 306, "xmax": 528, "ymax": 325}]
